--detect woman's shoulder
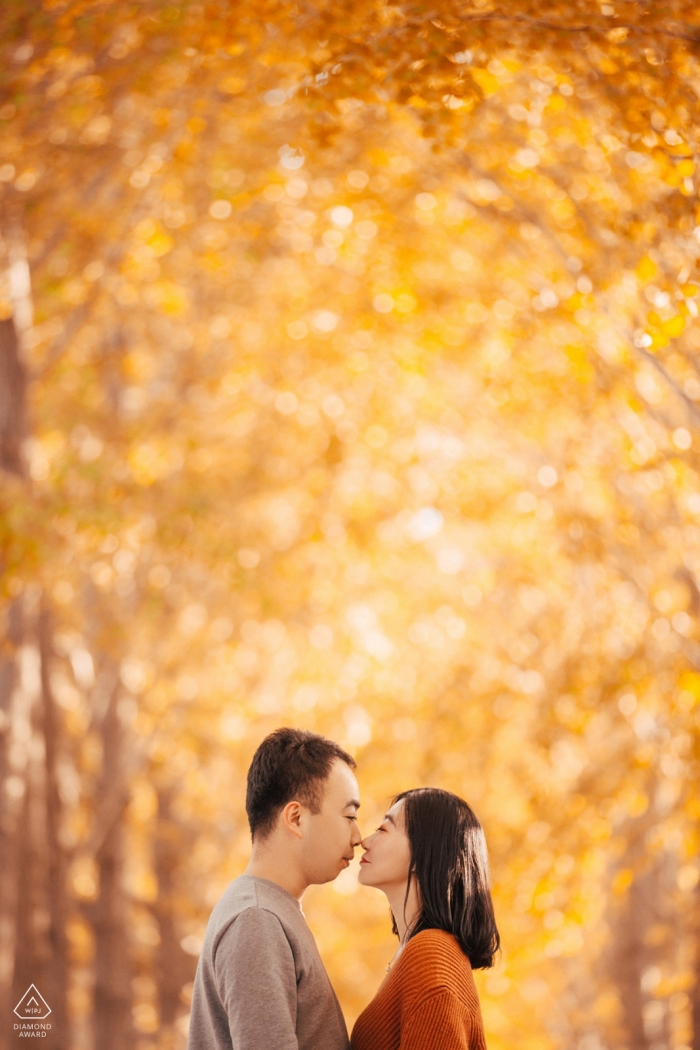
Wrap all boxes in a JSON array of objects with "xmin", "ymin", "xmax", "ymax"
[
  {"xmin": 405, "ymin": 928, "xmax": 469, "ymax": 959},
  {"xmin": 398, "ymin": 929, "xmax": 473, "ymax": 986}
]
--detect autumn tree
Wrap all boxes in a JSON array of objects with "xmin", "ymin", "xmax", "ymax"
[{"xmin": 3, "ymin": 3, "xmax": 700, "ymax": 1050}]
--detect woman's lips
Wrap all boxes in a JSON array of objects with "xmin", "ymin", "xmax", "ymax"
[{"xmin": 359, "ymin": 856, "xmax": 369, "ymax": 864}]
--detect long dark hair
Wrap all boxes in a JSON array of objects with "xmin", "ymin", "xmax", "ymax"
[{"xmin": 392, "ymin": 787, "xmax": 500, "ymax": 969}]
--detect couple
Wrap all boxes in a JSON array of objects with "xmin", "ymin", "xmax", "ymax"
[{"xmin": 188, "ymin": 728, "xmax": 499, "ymax": 1050}]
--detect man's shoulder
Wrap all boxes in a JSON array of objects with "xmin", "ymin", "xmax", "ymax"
[
  {"xmin": 215, "ymin": 903, "xmax": 289, "ymax": 962},
  {"xmin": 205, "ymin": 875, "xmax": 256, "ymax": 935},
  {"xmin": 206, "ymin": 876, "xmax": 304, "ymax": 949}
]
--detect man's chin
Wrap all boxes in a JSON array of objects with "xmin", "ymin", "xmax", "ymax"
[
  {"xmin": 328, "ymin": 858, "xmax": 355, "ymax": 882},
  {"xmin": 312, "ymin": 864, "xmax": 351, "ymax": 886}
]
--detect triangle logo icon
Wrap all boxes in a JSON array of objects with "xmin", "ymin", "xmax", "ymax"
[{"xmin": 14, "ymin": 984, "xmax": 52, "ymax": 1020}]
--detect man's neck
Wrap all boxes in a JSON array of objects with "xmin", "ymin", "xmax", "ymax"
[{"xmin": 244, "ymin": 848, "xmax": 308, "ymax": 901}]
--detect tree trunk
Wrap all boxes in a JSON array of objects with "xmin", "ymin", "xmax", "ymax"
[
  {"xmin": 38, "ymin": 604, "xmax": 69, "ymax": 1049},
  {"xmin": 153, "ymin": 785, "xmax": 197, "ymax": 1032},
  {"xmin": 0, "ymin": 315, "xmax": 27, "ymax": 477},
  {"xmin": 6, "ymin": 596, "xmax": 72, "ymax": 1050},
  {"xmin": 611, "ymin": 874, "xmax": 650, "ymax": 1050},
  {"xmin": 12, "ymin": 631, "xmax": 52, "ymax": 1012},
  {"xmin": 0, "ymin": 596, "xmax": 28, "ymax": 1050},
  {"xmin": 691, "ymin": 870, "xmax": 700, "ymax": 1050},
  {"xmin": 0, "ymin": 245, "xmax": 28, "ymax": 1048},
  {"xmin": 0, "ymin": 224, "xmax": 68, "ymax": 1048},
  {"xmin": 607, "ymin": 792, "xmax": 677, "ymax": 1050},
  {"xmin": 91, "ymin": 668, "xmax": 134, "ymax": 1050},
  {"xmin": 606, "ymin": 799, "xmax": 656, "ymax": 1050}
]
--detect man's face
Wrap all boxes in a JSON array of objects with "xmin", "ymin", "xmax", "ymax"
[{"xmin": 301, "ymin": 759, "xmax": 362, "ymax": 885}]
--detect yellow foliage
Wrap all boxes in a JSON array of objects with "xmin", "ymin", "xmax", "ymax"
[
  {"xmin": 220, "ymin": 76, "xmax": 245, "ymax": 95},
  {"xmin": 662, "ymin": 314, "xmax": 685, "ymax": 338},
  {"xmin": 612, "ymin": 869, "xmax": 633, "ymax": 895},
  {"xmin": 5, "ymin": 4, "xmax": 700, "ymax": 1050},
  {"xmin": 470, "ymin": 68, "xmax": 500, "ymax": 97},
  {"xmin": 636, "ymin": 256, "xmax": 658, "ymax": 283}
]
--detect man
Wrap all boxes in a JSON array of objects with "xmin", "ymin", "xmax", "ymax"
[{"xmin": 188, "ymin": 727, "xmax": 361, "ymax": 1050}]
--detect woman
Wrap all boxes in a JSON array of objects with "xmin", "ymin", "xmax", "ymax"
[{"xmin": 352, "ymin": 788, "xmax": 499, "ymax": 1050}]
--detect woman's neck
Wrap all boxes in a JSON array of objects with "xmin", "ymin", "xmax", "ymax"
[{"xmin": 384, "ymin": 879, "xmax": 421, "ymax": 944}]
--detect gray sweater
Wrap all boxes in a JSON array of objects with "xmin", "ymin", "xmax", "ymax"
[{"xmin": 187, "ymin": 875, "xmax": 349, "ymax": 1050}]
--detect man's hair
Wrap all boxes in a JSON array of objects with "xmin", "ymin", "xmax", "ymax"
[{"xmin": 245, "ymin": 727, "xmax": 356, "ymax": 840}]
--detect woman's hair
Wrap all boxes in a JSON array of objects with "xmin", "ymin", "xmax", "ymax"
[{"xmin": 392, "ymin": 787, "xmax": 500, "ymax": 969}]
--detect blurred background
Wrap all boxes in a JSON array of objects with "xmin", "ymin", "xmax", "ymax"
[{"xmin": 2, "ymin": 2, "xmax": 700, "ymax": 1049}]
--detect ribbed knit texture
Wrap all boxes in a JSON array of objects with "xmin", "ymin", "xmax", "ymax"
[{"xmin": 351, "ymin": 929, "xmax": 487, "ymax": 1050}]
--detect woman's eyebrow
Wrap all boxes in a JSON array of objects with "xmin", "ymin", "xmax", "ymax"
[{"xmin": 385, "ymin": 813, "xmax": 395, "ymax": 825}]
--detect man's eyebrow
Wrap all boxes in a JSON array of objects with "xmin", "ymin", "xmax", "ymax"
[{"xmin": 345, "ymin": 799, "xmax": 361, "ymax": 810}]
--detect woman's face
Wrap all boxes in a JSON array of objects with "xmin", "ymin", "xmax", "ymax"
[{"xmin": 357, "ymin": 798, "xmax": 412, "ymax": 891}]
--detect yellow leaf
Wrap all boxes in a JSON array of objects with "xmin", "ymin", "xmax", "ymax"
[
  {"xmin": 662, "ymin": 314, "xmax": 685, "ymax": 338},
  {"xmin": 153, "ymin": 281, "xmax": 187, "ymax": 315},
  {"xmin": 552, "ymin": 199, "xmax": 575, "ymax": 222},
  {"xmin": 186, "ymin": 116, "xmax": 207, "ymax": 134},
  {"xmin": 612, "ymin": 869, "xmax": 633, "ymax": 894},
  {"xmin": 221, "ymin": 76, "xmax": 246, "ymax": 95},
  {"xmin": 636, "ymin": 256, "xmax": 657, "ymax": 282},
  {"xmin": 470, "ymin": 68, "xmax": 500, "ymax": 97},
  {"xmin": 148, "ymin": 231, "xmax": 174, "ymax": 258},
  {"xmin": 627, "ymin": 791, "xmax": 648, "ymax": 817},
  {"xmin": 679, "ymin": 671, "xmax": 700, "ymax": 697}
]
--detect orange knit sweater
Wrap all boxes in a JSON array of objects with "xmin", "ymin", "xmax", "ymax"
[{"xmin": 351, "ymin": 929, "xmax": 487, "ymax": 1050}]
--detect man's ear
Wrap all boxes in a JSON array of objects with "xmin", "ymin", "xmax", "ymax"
[{"xmin": 281, "ymin": 800, "xmax": 304, "ymax": 839}]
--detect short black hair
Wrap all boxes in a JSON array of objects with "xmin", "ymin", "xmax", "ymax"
[
  {"xmin": 245, "ymin": 727, "xmax": 356, "ymax": 840},
  {"xmin": 393, "ymin": 787, "xmax": 500, "ymax": 969}
]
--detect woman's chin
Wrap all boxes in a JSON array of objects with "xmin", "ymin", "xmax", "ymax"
[{"xmin": 357, "ymin": 866, "xmax": 373, "ymax": 886}]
